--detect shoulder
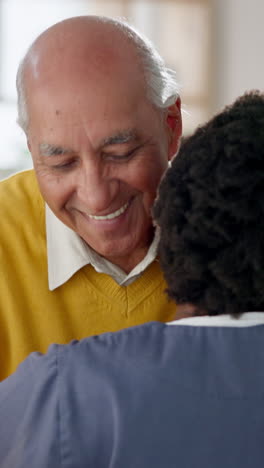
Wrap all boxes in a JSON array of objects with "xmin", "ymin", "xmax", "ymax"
[
  {"xmin": 56, "ymin": 322, "xmax": 167, "ymax": 383},
  {"xmin": 0, "ymin": 169, "xmax": 41, "ymax": 204},
  {"xmin": 67, "ymin": 321, "xmax": 166, "ymax": 355},
  {"xmin": 0, "ymin": 343, "xmax": 59, "ymax": 390},
  {"xmin": 0, "ymin": 170, "xmax": 45, "ymax": 245}
]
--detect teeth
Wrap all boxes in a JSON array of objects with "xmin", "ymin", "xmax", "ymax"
[{"xmin": 88, "ymin": 201, "xmax": 129, "ymax": 220}]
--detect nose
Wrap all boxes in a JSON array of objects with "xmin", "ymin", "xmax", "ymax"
[{"xmin": 77, "ymin": 159, "xmax": 118, "ymax": 215}]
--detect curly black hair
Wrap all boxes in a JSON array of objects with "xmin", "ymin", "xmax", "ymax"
[{"xmin": 154, "ymin": 91, "xmax": 264, "ymax": 316}]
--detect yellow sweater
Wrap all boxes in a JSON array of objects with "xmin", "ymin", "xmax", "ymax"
[{"xmin": 0, "ymin": 170, "xmax": 176, "ymax": 380}]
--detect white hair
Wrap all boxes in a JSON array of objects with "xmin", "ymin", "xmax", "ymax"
[
  {"xmin": 16, "ymin": 59, "xmax": 28, "ymax": 132},
  {"xmin": 16, "ymin": 16, "xmax": 180, "ymax": 133}
]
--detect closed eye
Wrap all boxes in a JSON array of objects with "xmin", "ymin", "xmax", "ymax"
[
  {"xmin": 50, "ymin": 159, "xmax": 78, "ymax": 171},
  {"xmin": 103, "ymin": 145, "xmax": 141, "ymax": 162}
]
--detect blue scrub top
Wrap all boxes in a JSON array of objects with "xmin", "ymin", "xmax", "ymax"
[{"xmin": 1, "ymin": 320, "xmax": 264, "ymax": 468}]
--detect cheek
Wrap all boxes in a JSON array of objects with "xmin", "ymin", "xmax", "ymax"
[
  {"xmin": 37, "ymin": 173, "xmax": 72, "ymax": 211},
  {"xmin": 125, "ymin": 147, "xmax": 168, "ymax": 189},
  {"xmin": 132, "ymin": 170, "xmax": 166, "ymax": 215},
  {"xmin": 137, "ymin": 161, "xmax": 168, "ymax": 196}
]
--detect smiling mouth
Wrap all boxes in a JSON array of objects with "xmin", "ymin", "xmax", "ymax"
[{"xmin": 87, "ymin": 200, "xmax": 130, "ymax": 221}]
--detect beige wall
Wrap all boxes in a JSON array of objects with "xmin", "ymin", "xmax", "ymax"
[{"xmin": 212, "ymin": 0, "xmax": 264, "ymax": 112}]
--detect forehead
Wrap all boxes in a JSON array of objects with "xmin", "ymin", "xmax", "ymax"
[
  {"xmin": 27, "ymin": 70, "xmax": 161, "ymax": 148},
  {"xmin": 26, "ymin": 38, "xmax": 146, "ymax": 112}
]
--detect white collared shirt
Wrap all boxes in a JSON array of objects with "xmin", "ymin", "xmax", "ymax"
[
  {"xmin": 46, "ymin": 204, "xmax": 160, "ymax": 291},
  {"xmin": 168, "ymin": 312, "xmax": 264, "ymax": 327}
]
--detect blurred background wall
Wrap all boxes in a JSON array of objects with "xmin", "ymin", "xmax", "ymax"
[{"xmin": 0, "ymin": 0, "xmax": 263, "ymax": 179}]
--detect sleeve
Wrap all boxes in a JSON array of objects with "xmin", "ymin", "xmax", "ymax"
[{"xmin": 0, "ymin": 346, "xmax": 61, "ymax": 468}]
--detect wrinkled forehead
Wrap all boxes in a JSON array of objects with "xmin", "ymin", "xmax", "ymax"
[
  {"xmin": 25, "ymin": 68, "xmax": 162, "ymax": 153},
  {"xmin": 26, "ymin": 68, "xmax": 149, "ymax": 128}
]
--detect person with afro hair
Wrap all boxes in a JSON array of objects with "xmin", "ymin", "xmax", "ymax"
[
  {"xmin": 154, "ymin": 90, "xmax": 264, "ymax": 317},
  {"xmin": 0, "ymin": 91, "xmax": 264, "ymax": 468}
]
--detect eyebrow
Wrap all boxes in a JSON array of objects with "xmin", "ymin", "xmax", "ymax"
[
  {"xmin": 100, "ymin": 129, "xmax": 138, "ymax": 148},
  {"xmin": 39, "ymin": 143, "xmax": 73, "ymax": 157},
  {"xmin": 39, "ymin": 129, "xmax": 139, "ymax": 157}
]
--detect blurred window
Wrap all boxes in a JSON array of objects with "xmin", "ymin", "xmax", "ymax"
[{"xmin": 0, "ymin": 0, "xmax": 211, "ymax": 178}]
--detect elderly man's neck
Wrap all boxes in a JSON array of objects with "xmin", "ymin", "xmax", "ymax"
[
  {"xmin": 105, "ymin": 252, "xmax": 146, "ymax": 274},
  {"xmin": 102, "ymin": 229, "xmax": 156, "ymax": 274}
]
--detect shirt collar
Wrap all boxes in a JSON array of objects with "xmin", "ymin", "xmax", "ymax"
[
  {"xmin": 46, "ymin": 204, "xmax": 159, "ymax": 291},
  {"xmin": 168, "ymin": 312, "xmax": 264, "ymax": 327}
]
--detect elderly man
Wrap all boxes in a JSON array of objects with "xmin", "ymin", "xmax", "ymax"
[
  {"xmin": 0, "ymin": 92, "xmax": 264, "ymax": 468},
  {"xmin": 0, "ymin": 16, "xmax": 182, "ymax": 379}
]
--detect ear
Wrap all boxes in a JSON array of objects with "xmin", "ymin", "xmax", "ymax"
[
  {"xmin": 166, "ymin": 97, "xmax": 182, "ymax": 161},
  {"xmin": 27, "ymin": 140, "xmax": 32, "ymax": 152}
]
